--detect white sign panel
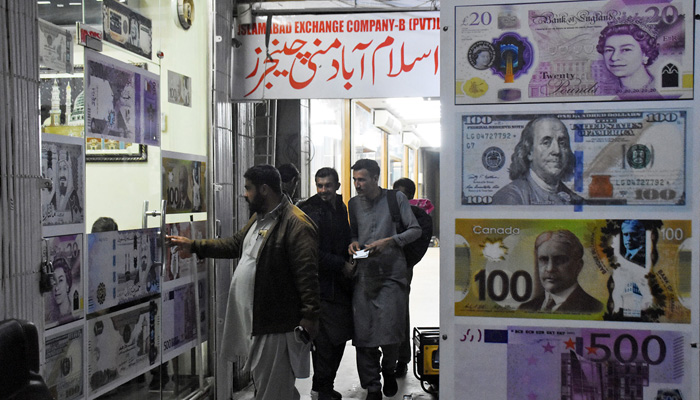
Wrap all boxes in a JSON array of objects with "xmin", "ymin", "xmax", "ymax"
[{"xmin": 232, "ymin": 12, "xmax": 440, "ymax": 99}]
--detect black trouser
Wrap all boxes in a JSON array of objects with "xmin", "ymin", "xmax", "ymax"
[
  {"xmin": 356, "ymin": 345, "xmax": 399, "ymax": 393},
  {"xmin": 311, "ymin": 329, "xmax": 347, "ymax": 394},
  {"xmin": 398, "ymin": 266, "xmax": 414, "ymax": 364},
  {"xmin": 312, "ymin": 300, "xmax": 353, "ymax": 394}
]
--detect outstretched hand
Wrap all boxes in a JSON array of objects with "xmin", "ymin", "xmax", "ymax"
[{"xmin": 166, "ymin": 235, "xmax": 194, "ymax": 258}]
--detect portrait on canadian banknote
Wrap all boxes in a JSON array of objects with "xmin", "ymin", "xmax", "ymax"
[
  {"xmin": 454, "ymin": 0, "xmax": 693, "ymax": 104},
  {"xmin": 461, "ymin": 110, "xmax": 687, "ymax": 206},
  {"xmin": 518, "ymin": 230, "xmax": 603, "ymax": 313},
  {"xmin": 454, "ymin": 219, "xmax": 691, "ymax": 323}
]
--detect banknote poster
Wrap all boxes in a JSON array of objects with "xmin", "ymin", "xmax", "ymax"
[
  {"xmin": 44, "ymin": 234, "xmax": 84, "ymax": 329},
  {"xmin": 85, "ymin": 49, "xmax": 160, "ymax": 146},
  {"xmin": 102, "ymin": 0, "xmax": 153, "ymax": 59},
  {"xmin": 164, "ymin": 221, "xmax": 207, "ymax": 287},
  {"xmin": 87, "ymin": 228, "xmax": 161, "ymax": 314},
  {"xmin": 162, "ymin": 279, "xmax": 209, "ymax": 361},
  {"xmin": 87, "ymin": 300, "xmax": 160, "ymax": 397},
  {"xmin": 45, "ymin": 325, "xmax": 84, "ymax": 400},
  {"xmin": 461, "ymin": 110, "xmax": 688, "ymax": 206},
  {"xmin": 162, "ymin": 155, "xmax": 206, "ymax": 214},
  {"xmin": 39, "ymin": 19, "xmax": 73, "ymax": 73},
  {"xmin": 454, "ymin": 0, "xmax": 693, "ymax": 104},
  {"xmin": 455, "ymin": 219, "xmax": 691, "ymax": 323},
  {"xmin": 40, "ymin": 75, "xmax": 84, "ymax": 138},
  {"xmin": 41, "ymin": 135, "xmax": 85, "ymax": 230},
  {"xmin": 455, "ymin": 324, "xmax": 691, "ymax": 399},
  {"xmin": 168, "ymin": 70, "xmax": 191, "ymax": 106}
]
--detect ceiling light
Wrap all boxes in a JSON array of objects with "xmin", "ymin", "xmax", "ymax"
[{"xmin": 37, "ymin": 1, "xmax": 50, "ymax": 4}]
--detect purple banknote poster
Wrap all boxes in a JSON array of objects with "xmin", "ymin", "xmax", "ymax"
[
  {"xmin": 455, "ymin": 324, "xmax": 691, "ymax": 399},
  {"xmin": 454, "ymin": 0, "xmax": 693, "ymax": 104}
]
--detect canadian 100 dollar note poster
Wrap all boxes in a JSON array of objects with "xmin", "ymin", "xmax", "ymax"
[
  {"xmin": 455, "ymin": 324, "xmax": 690, "ymax": 399},
  {"xmin": 454, "ymin": 219, "xmax": 691, "ymax": 323},
  {"xmin": 454, "ymin": 0, "xmax": 693, "ymax": 104},
  {"xmin": 461, "ymin": 110, "xmax": 688, "ymax": 206}
]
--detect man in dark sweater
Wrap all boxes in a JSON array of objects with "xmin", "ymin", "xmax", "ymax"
[{"xmin": 299, "ymin": 167, "xmax": 354, "ymax": 400}]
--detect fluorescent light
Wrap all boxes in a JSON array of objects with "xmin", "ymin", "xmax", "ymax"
[
  {"xmin": 56, "ymin": 3, "xmax": 64, "ymax": 6},
  {"xmin": 69, "ymin": 2, "xmax": 81, "ymax": 5},
  {"xmin": 37, "ymin": 1, "xmax": 50, "ymax": 4},
  {"xmin": 414, "ymin": 123, "xmax": 441, "ymax": 147}
]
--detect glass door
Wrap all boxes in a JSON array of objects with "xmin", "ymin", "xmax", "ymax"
[{"xmin": 38, "ymin": 1, "xmax": 209, "ymax": 399}]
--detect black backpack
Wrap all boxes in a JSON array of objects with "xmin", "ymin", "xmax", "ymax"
[{"xmin": 387, "ymin": 190, "xmax": 433, "ymax": 268}]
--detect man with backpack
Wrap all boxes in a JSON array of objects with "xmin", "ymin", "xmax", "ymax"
[
  {"xmin": 348, "ymin": 159, "xmax": 421, "ymax": 400},
  {"xmin": 392, "ymin": 178, "xmax": 434, "ymax": 378}
]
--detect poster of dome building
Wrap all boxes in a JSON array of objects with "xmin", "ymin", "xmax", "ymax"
[{"xmin": 40, "ymin": 74, "xmax": 85, "ymax": 138}]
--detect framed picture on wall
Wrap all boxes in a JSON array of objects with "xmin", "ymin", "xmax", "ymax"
[{"xmin": 85, "ymin": 137, "xmax": 147, "ymax": 162}]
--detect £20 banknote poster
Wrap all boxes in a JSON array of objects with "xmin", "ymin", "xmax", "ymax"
[
  {"xmin": 455, "ymin": 325, "xmax": 690, "ymax": 399},
  {"xmin": 455, "ymin": 219, "xmax": 691, "ymax": 323},
  {"xmin": 454, "ymin": 0, "xmax": 693, "ymax": 104},
  {"xmin": 461, "ymin": 110, "xmax": 688, "ymax": 206}
]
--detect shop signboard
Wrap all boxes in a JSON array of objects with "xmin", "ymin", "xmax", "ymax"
[{"xmin": 231, "ymin": 11, "xmax": 440, "ymax": 99}]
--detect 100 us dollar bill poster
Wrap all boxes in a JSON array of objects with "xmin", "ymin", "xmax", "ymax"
[
  {"xmin": 454, "ymin": 0, "xmax": 693, "ymax": 104},
  {"xmin": 461, "ymin": 110, "xmax": 688, "ymax": 206},
  {"xmin": 455, "ymin": 219, "xmax": 691, "ymax": 323},
  {"xmin": 455, "ymin": 324, "xmax": 691, "ymax": 399}
]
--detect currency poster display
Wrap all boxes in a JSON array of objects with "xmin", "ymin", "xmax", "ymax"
[
  {"xmin": 461, "ymin": 110, "xmax": 688, "ymax": 206},
  {"xmin": 87, "ymin": 228, "xmax": 161, "ymax": 314},
  {"xmin": 454, "ymin": 324, "xmax": 691, "ymax": 399},
  {"xmin": 84, "ymin": 49, "xmax": 160, "ymax": 146},
  {"xmin": 102, "ymin": 0, "xmax": 153, "ymax": 59},
  {"xmin": 44, "ymin": 234, "xmax": 84, "ymax": 329},
  {"xmin": 38, "ymin": 19, "xmax": 73, "ymax": 73},
  {"xmin": 167, "ymin": 70, "xmax": 192, "ymax": 107},
  {"xmin": 40, "ymin": 74, "xmax": 84, "ymax": 138},
  {"xmin": 455, "ymin": 219, "xmax": 691, "ymax": 323},
  {"xmin": 45, "ymin": 324, "xmax": 84, "ymax": 400},
  {"xmin": 162, "ymin": 279, "xmax": 209, "ymax": 361},
  {"xmin": 87, "ymin": 301, "xmax": 160, "ymax": 397},
  {"xmin": 162, "ymin": 152, "xmax": 206, "ymax": 214},
  {"xmin": 454, "ymin": 0, "xmax": 693, "ymax": 104},
  {"xmin": 41, "ymin": 134, "xmax": 85, "ymax": 232}
]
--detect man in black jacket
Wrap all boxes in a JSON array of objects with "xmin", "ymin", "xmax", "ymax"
[
  {"xmin": 168, "ymin": 165, "xmax": 319, "ymax": 399},
  {"xmin": 299, "ymin": 167, "xmax": 354, "ymax": 400}
]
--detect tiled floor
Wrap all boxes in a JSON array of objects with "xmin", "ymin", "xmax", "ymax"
[{"xmin": 233, "ymin": 247, "xmax": 441, "ymax": 400}]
